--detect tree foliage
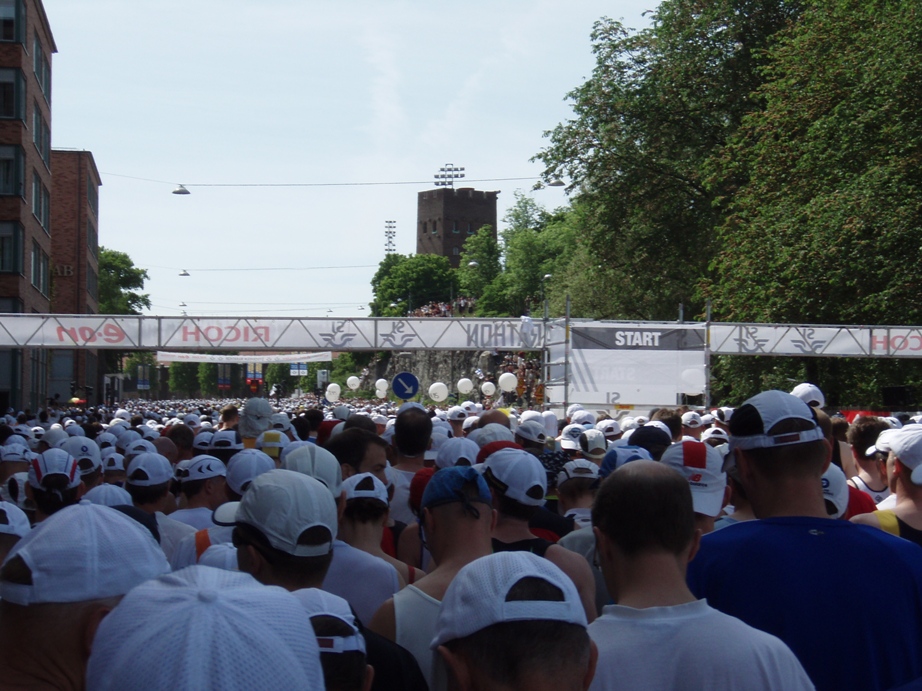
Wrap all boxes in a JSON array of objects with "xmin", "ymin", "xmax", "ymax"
[
  {"xmin": 197, "ymin": 363, "xmax": 218, "ymax": 397},
  {"xmin": 456, "ymin": 226, "xmax": 501, "ymax": 299},
  {"xmin": 168, "ymin": 362, "xmax": 199, "ymax": 397},
  {"xmin": 98, "ymin": 247, "xmax": 151, "ymax": 315},
  {"xmin": 369, "ymin": 254, "xmax": 456, "ymax": 316}
]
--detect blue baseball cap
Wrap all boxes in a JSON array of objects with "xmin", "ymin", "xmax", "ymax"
[{"xmin": 600, "ymin": 444, "xmax": 653, "ymax": 478}]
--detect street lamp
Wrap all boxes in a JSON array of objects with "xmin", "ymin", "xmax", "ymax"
[{"xmin": 172, "ymin": 185, "xmax": 191, "ymax": 195}]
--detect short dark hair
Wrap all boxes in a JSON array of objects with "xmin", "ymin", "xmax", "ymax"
[
  {"xmin": 557, "ymin": 477, "xmax": 596, "ymax": 503},
  {"xmin": 125, "ymin": 481, "xmax": 170, "ymax": 506},
  {"xmin": 325, "ymin": 429, "xmax": 388, "ymax": 474},
  {"xmin": 309, "ymin": 615, "xmax": 366, "ymax": 691},
  {"xmin": 30, "ymin": 474, "xmax": 81, "ymax": 516},
  {"xmin": 304, "ymin": 409, "xmax": 324, "ymax": 432},
  {"xmin": 592, "ymin": 462, "xmax": 695, "ymax": 557},
  {"xmin": 846, "ymin": 417, "xmax": 889, "ymax": 460},
  {"xmin": 235, "ymin": 522, "xmax": 333, "ymax": 581},
  {"xmin": 180, "ymin": 478, "xmax": 206, "ymax": 499},
  {"xmin": 164, "ymin": 424, "xmax": 194, "ymax": 452},
  {"xmin": 342, "ymin": 415, "xmax": 377, "ymax": 435},
  {"xmin": 444, "ymin": 576, "xmax": 591, "ymax": 687},
  {"xmin": 394, "ymin": 409, "xmax": 432, "ymax": 457},
  {"xmin": 220, "ymin": 405, "xmax": 238, "ymax": 422},
  {"xmin": 741, "ymin": 418, "xmax": 828, "ymax": 480},
  {"xmin": 652, "ymin": 408, "xmax": 682, "ymax": 439}
]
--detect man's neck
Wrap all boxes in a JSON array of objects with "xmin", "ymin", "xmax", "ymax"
[
  {"xmin": 339, "ymin": 520, "xmax": 384, "ymax": 554},
  {"xmin": 392, "ymin": 452, "xmax": 424, "ymax": 471},
  {"xmin": 606, "ymin": 552, "xmax": 696, "ymax": 610},
  {"xmin": 492, "ymin": 514, "xmax": 536, "ymax": 542},
  {"xmin": 750, "ymin": 482, "xmax": 829, "ymax": 519}
]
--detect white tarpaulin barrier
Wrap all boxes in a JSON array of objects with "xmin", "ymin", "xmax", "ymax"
[
  {"xmin": 0, "ymin": 315, "xmax": 545, "ymax": 351},
  {"xmin": 156, "ymin": 351, "xmax": 333, "ymax": 364},
  {"xmin": 710, "ymin": 324, "xmax": 922, "ymax": 358},
  {"xmin": 547, "ymin": 321, "xmax": 707, "ymax": 407}
]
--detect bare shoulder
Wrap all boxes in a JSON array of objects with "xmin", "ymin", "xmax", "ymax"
[{"xmin": 368, "ymin": 596, "xmax": 397, "ymax": 641}]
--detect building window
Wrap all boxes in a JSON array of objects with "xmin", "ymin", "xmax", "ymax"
[
  {"xmin": 452, "ymin": 221, "xmax": 459, "ymax": 234},
  {"xmin": 452, "ymin": 247, "xmax": 460, "ymax": 256},
  {"xmin": 31, "ymin": 240, "xmax": 48, "ymax": 295},
  {"xmin": 0, "ymin": 1, "xmax": 24, "ymax": 43},
  {"xmin": 467, "ymin": 222, "xmax": 474, "ymax": 234},
  {"xmin": 87, "ymin": 179, "xmax": 99, "ymax": 217},
  {"xmin": 0, "ymin": 297, "xmax": 21, "ymax": 312},
  {"xmin": 421, "ymin": 221, "xmax": 427, "ymax": 234},
  {"xmin": 86, "ymin": 263, "xmax": 98, "ymax": 301},
  {"xmin": 32, "ymin": 170, "xmax": 49, "ymax": 231},
  {"xmin": 0, "ymin": 68, "xmax": 23, "ymax": 119},
  {"xmin": 87, "ymin": 221, "xmax": 98, "ymax": 258},
  {"xmin": 432, "ymin": 220, "xmax": 438, "ymax": 235},
  {"xmin": 33, "ymin": 34, "xmax": 50, "ymax": 102},
  {"xmin": 0, "ymin": 146, "xmax": 23, "ymax": 196},
  {"xmin": 32, "ymin": 103, "xmax": 49, "ymax": 165},
  {"xmin": 0, "ymin": 222, "xmax": 22, "ymax": 272}
]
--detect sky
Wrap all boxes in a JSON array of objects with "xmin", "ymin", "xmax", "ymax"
[{"xmin": 45, "ymin": 0, "xmax": 654, "ymax": 318}]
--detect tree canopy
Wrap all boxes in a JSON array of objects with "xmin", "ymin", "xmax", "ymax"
[
  {"xmin": 98, "ymin": 247, "xmax": 151, "ymax": 315},
  {"xmin": 369, "ymin": 253, "xmax": 455, "ymax": 316}
]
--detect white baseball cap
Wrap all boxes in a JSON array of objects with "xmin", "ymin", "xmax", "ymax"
[
  {"xmin": 39, "ymin": 427, "xmax": 68, "ymax": 449},
  {"xmin": 293, "ymin": 588, "xmax": 366, "ymax": 655},
  {"xmin": 124, "ymin": 439, "xmax": 157, "ymax": 459},
  {"xmin": 790, "ymin": 382, "xmax": 825, "ymax": 408},
  {"xmin": 61, "ymin": 437, "xmax": 102, "ymax": 476},
  {"xmin": 570, "ymin": 410, "xmax": 596, "ymax": 427},
  {"xmin": 578, "ymin": 429, "xmax": 608, "ymax": 460},
  {"xmin": 514, "ymin": 420, "xmax": 547, "ymax": 446},
  {"xmin": 0, "ymin": 503, "xmax": 169, "ymax": 605},
  {"xmin": 475, "ymin": 423, "xmax": 515, "ymax": 448},
  {"xmin": 0, "ymin": 500, "xmax": 30, "ymax": 538},
  {"xmin": 681, "ymin": 412, "xmax": 703, "ymax": 429},
  {"xmin": 126, "ymin": 453, "xmax": 175, "ymax": 487},
  {"xmin": 86, "ymin": 566, "xmax": 324, "ymax": 691},
  {"xmin": 462, "ymin": 415, "xmax": 479, "ymax": 431},
  {"xmin": 483, "ymin": 447, "xmax": 547, "ymax": 507},
  {"xmin": 183, "ymin": 455, "xmax": 227, "ymax": 481},
  {"xmin": 889, "ymin": 426, "xmax": 922, "ymax": 485},
  {"xmin": 596, "ymin": 419, "xmax": 622, "ymax": 439},
  {"xmin": 210, "ymin": 429, "xmax": 243, "ymax": 451},
  {"xmin": 343, "ymin": 472, "xmax": 389, "ymax": 505},
  {"xmin": 0, "ymin": 445, "xmax": 30, "ymax": 463},
  {"xmin": 218, "ymin": 469, "xmax": 338, "ymax": 557},
  {"xmin": 192, "ymin": 431, "xmax": 214, "ymax": 450},
  {"xmin": 447, "ymin": 406, "xmax": 467, "ymax": 421},
  {"xmin": 102, "ymin": 453, "xmax": 127, "ymax": 474},
  {"xmin": 557, "ymin": 459, "xmax": 600, "ymax": 488},
  {"xmin": 82, "ymin": 484, "xmax": 133, "ymax": 508},
  {"xmin": 821, "ymin": 463, "xmax": 850, "ymax": 518},
  {"xmin": 430, "ymin": 551, "xmax": 586, "ymax": 648},
  {"xmin": 28, "ymin": 448, "xmax": 81, "ymax": 492},
  {"xmin": 728, "ymin": 391, "xmax": 825, "ymax": 452},
  {"xmin": 226, "ymin": 449, "xmax": 276, "ymax": 496},
  {"xmin": 281, "ymin": 444, "xmax": 343, "ymax": 498},
  {"xmin": 660, "ymin": 441, "xmax": 727, "ymax": 517}
]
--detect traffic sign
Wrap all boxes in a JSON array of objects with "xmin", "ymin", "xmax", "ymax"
[{"xmin": 392, "ymin": 371, "xmax": 420, "ymax": 400}]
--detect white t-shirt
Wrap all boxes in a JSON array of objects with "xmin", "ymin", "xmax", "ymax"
[
  {"xmin": 565, "ymin": 507, "xmax": 593, "ymax": 529},
  {"xmin": 389, "ymin": 467, "xmax": 419, "ymax": 525},
  {"xmin": 588, "ymin": 599, "xmax": 814, "ymax": 690},
  {"xmin": 322, "ymin": 540, "xmax": 400, "ymax": 625},
  {"xmin": 169, "ymin": 506, "xmax": 215, "ymax": 530},
  {"xmin": 154, "ymin": 511, "xmax": 196, "ymax": 562}
]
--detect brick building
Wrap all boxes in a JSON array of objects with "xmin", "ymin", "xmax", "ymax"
[
  {"xmin": 416, "ymin": 187, "xmax": 498, "ymax": 268},
  {"xmin": 48, "ymin": 149, "xmax": 100, "ymax": 403},
  {"xmin": 0, "ymin": 0, "xmax": 55, "ymax": 412}
]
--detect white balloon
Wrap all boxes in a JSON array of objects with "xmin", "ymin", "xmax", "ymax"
[
  {"xmin": 376, "ymin": 389, "xmax": 388, "ymax": 399},
  {"xmin": 498, "ymin": 372, "xmax": 518, "ymax": 392},
  {"xmin": 481, "ymin": 382, "xmax": 496, "ymax": 396},
  {"xmin": 327, "ymin": 383, "xmax": 341, "ymax": 396},
  {"xmin": 346, "ymin": 376, "xmax": 361, "ymax": 391},
  {"xmin": 375, "ymin": 379, "xmax": 389, "ymax": 391},
  {"xmin": 457, "ymin": 378, "xmax": 474, "ymax": 394},
  {"xmin": 325, "ymin": 387, "xmax": 340, "ymax": 402},
  {"xmin": 429, "ymin": 382, "xmax": 449, "ymax": 402}
]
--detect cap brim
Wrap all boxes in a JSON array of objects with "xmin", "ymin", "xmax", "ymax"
[{"xmin": 212, "ymin": 501, "xmax": 241, "ymax": 526}]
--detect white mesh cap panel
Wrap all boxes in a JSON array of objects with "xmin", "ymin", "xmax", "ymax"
[
  {"xmin": 0, "ymin": 503, "xmax": 169, "ymax": 605},
  {"xmin": 86, "ymin": 566, "xmax": 325, "ymax": 691},
  {"xmin": 431, "ymin": 551, "xmax": 586, "ymax": 648}
]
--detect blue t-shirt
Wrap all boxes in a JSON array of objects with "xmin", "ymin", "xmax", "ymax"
[{"xmin": 688, "ymin": 516, "xmax": 922, "ymax": 691}]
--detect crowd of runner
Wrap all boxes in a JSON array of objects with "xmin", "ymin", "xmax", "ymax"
[
  {"xmin": 1, "ymin": 382, "xmax": 922, "ymax": 689},
  {"xmin": 406, "ymin": 297, "xmax": 476, "ymax": 318}
]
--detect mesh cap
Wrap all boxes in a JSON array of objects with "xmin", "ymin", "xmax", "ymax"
[
  {"xmin": 889, "ymin": 426, "xmax": 922, "ymax": 485},
  {"xmin": 182, "ymin": 455, "xmax": 227, "ymax": 481},
  {"xmin": 226, "ymin": 449, "xmax": 275, "ymax": 496},
  {"xmin": 86, "ymin": 566, "xmax": 324, "ymax": 691},
  {"xmin": 660, "ymin": 441, "xmax": 727, "ymax": 517},
  {"xmin": 343, "ymin": 472, "xmax": 389, "ymax": 504},
  {"xmin": 0, "ymin": 445, "xmax": 30, "ymax": 462},
  {"xmin": 39, "ymin": 427, "xmax": 68, "ymax": 449},
  {"xmin": 430, "ymin": 551, "xmax": 586, "ymax": 648},
  {"xmin": 578, "ymin": 429, "xmax": 608, "ymax": 459},
  {"xmin": 229, "ymin": 469, "xmax": 338, "ymax": 557},
  {"xmin": 822, "ymin": 463, "xmax": 849, "ymax": 518},
  {"xmin": 729, "ymin": 390, "xmax": 825, "ymax": 452},
  {"xmin": 483, "ymin": 448, "xmax": 547, "ymax": 506},
  {"xmin": 61, "ymin": 437, "xmax": 102, "ymax": 475},
  {"xmin": 0, "ymin": 500, "xmax": 30, "ymax": 537},
  {"xmin": 476, "ymin": 423, "xmax": 516, "ymax": 448},
  {"xmin": 0, "ymin": 503, "xmax": 169, "ymax": 605},
  {"xmin": 557, "ymin": 459, "xmax": 600, "ymax": 488},
  {"xmin": 790, "ymin": 382, "xmax": 825, "ymax": 408},
  {"xmin": 83, "ymin": 484, "xmax": 133, "ymax": 507},
  {"xmin": 514, "ymin": 420, "xmax": 547, "ymax": 446},
  {"xmin": 124, "ymin": 439, "xmax": 157, "ymax": 459},
  {"xmin": 282, "ymin": 445, "xmax": 343, "ymax": 498},
  {"xmin": 28, "ymin": 448, "xmax": 81, "ymax": 491},
  {"xmin": 435, "ymin": 437, "xmax": 480, "ymax": 469},
  {"xmin": 126, "ymin": 453, "xmax": 174, "ymax": 487},
  {"xmin": 293, "ymin": 588, "xmax": 366, "ymax": 655},
  {"xmin": 192, "ymin": 431, "xmax": 214, "ymax": 450},
  {"xmin": 103, "ymin": 453, "xmax": 127, "ymax": 473}
]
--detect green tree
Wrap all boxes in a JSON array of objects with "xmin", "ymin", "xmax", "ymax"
[
  {"xmin": 264, "ymin": 363, "xmax": 295, "ymax": 396},
  {"xmin": 456, "ymin": 226, "xmax": 501, "ymax": 299},
  {"xmin": 702, "ymin": 0, "xmax": 922, "ymax": 406},
  {"xmin": 535, "ymin": 2, "xmax": 804, "ymax": 320},
  {"xmin": 98, "ymin": 247, "xmax": 151, "ymax": 314},
  {"xmin": 197, "ymin": 363, "xmax": 218, "ymax": 397},
  {"xmin": 369, "ymin": 254, "xmax": 455, "ymax": 316},
  {"xmin": 168, "ymin": 362, "xmax": 199, "ymax": 397}
]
